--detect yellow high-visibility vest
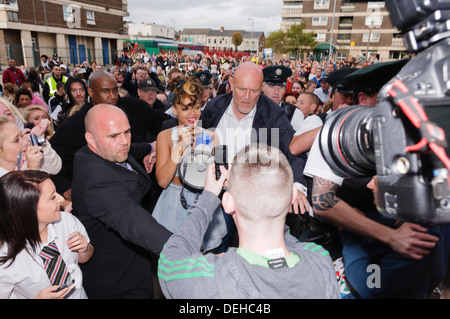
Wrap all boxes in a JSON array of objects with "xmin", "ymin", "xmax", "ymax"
[{"xmin": 46, "ymin": 76, "xmax": 67, "ymax": 98}]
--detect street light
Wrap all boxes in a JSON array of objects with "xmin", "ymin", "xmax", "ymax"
[{"xmin": 248, "ymin": 18, "xmax": 254, "ymax": 55}]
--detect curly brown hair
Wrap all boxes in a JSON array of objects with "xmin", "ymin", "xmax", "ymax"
[{"xmin": 172, "ymin": 75, "xmax": 204, "ymax": 108}]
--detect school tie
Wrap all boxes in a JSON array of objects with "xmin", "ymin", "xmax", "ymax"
[{"xmin": 39, "ymin": 241, "xmax": 71, "ymax": 286}]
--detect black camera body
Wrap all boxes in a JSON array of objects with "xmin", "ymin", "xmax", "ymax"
[{"xmin": 319, "ymin": 0, "xmax": 450, "ymax": 224}]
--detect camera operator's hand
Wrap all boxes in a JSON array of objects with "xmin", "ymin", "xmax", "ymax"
[
  {"xmin": 389, "ymin": 222, "xmax": 439, "ymax": 260},
  {"xmin": 204, "ymin": 163, "xmax": 228, "ymax": 197}
]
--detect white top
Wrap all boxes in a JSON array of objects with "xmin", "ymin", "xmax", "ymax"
[
  {"xmin": 304, "ymin": 133, "xmax": 344, "ymax": 186},
  {"xmin": 314, "ymin": 87, "xmax": 330, "ymax": 104},
  {"xmin": 290, "ymin": 108, "xmax": 305, "ymax": 132},
  {"xmin": 294, "ymin": 114, "xmax": 324, "ymax": 137},
  {"xmin": 214, "ymin": 99, "xmax": 257, "ymax": 161},
  {"xmin": 0, "ymin": 212, "xmax": 90, "ymax": 299},
  {"xmin": 0, "ymin": 166, "xmax": 8, "ymax": 178}
]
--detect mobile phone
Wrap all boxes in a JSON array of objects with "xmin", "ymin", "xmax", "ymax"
[
  {"xmin": 214, "ymin": 145, "xmax": 228, "ymax": 180},
  {"xmin": 55, "ymin": 279, "xmax": 75, "ymax": 292},
  {"xmin": 24, "ymin": 122, "xmax": 34, "ymax": 129}
]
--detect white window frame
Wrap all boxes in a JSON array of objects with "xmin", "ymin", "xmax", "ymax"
[
  {"xmin": 314, "ymin": 0, "xmax": 330, "ymax": 9},
  {"xmin": 315, "ymin": 33, "xmax": 326, "ymax": 42},
  {"xmin": 365, "ymin": 15, "xmax": 383, "ymax": 27},
  {"xmin": 312, "ymin": 16, "xmax": 328, "ymax": 26},
  {"xmin": 362, "ymin": 32, "xmax": 381, "ymax": 42},
  {"xmin": 86, "ymin": 10, "xmax": 95, "ymax": 25}
]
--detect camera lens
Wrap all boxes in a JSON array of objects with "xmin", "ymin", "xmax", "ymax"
[{"xmin": 319, "ymin": 105, "xmax": 376, "ymax": 177}]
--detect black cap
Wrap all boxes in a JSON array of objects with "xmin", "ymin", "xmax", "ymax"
[
  {"xmin": 345, "ymin": 59, "xmax": 409, "ymax": 94},
  {"xmin": 138, "ymin": 78, "xmax": 158, "ymax": 92},
  {"xmin": 327, "ymin": 68, "xmax": 358, "ymax": 93},
  {"xmin": 194, "ymin": 71, "xmax": 212, "ymax": 88},
  {"xmin": 263, "ymin": 65, "xmax": 292, "ymax": 86}
]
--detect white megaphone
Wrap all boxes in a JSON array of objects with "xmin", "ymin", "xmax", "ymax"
[{"xmin": 178, "ymin": 131, "xmax": 215, "ymax": 190}]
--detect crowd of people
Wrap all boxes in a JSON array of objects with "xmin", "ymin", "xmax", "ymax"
[{"xmin": 0, "ymin": 48, "xmax": 448, "ymax": 300}]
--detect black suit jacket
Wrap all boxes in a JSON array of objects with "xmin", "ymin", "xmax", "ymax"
[{"xmin": 71, "ymin": 145, "xmax": 172, "ymax": 298}]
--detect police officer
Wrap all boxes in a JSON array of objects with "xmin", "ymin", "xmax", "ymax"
[
  {"xmin": 262, "ymin": 65, "xmax": 296, "ymax": 121},
  {"xmin": 42, "ymin": 63, "xmax": 68, "ymax": 104},
  {"xmin": 193, "ymin": 70, "xmax": 213, "ymax": 110},
  {"xmin": 345, "ymin": 59, "xmax": 409, "ymax": 106}
]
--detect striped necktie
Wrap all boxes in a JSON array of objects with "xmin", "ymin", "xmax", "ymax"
[{"xmin": 39, "ymin": 242, "xmax": 71, "ymax": 286}]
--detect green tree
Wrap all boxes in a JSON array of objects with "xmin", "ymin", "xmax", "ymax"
[
  {"xmin": 232, "ymin": 32, "xmax": 243, "ymax": 51},
  {"xmin": 265, "ymin": 30, "xmax": 288, "ymax": 54},
  {"xmin": 286, "ymin": 22, "xmax": 317, "ymax": 59}
]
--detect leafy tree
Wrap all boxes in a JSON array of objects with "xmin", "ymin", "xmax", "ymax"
[
  {"xmin": 286, "ymin": 22, "xmax": 317, "ymax": 59},
  {"xmin": 265, "ymin": 30, "xmax": 288, "ymax": 54},
  {"xmin": 232, "ymin": 32, "xmax": 243, "ymax": 51}
]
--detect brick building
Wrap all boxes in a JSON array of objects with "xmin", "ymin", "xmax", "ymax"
[
  {"xmin": 0, "ymin": 0, "xmax": 130, "ymax": 68},
  {"xmin": 281, "ymin": 0, "xmax": 408, "ymax": 61}
]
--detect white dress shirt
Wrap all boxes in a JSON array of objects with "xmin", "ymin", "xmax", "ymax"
[{"xmin": 214, "ymin": 99, "xmax": 257, "ymax": 161}]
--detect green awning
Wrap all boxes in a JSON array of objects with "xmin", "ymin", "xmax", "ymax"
[{"xmin": 315, "ymin": 43, "xmax": 336, "ymax": 51}]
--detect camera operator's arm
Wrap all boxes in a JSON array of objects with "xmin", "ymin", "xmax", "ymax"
[{"xmin": 311, "ymin": 176, "xmax": 439, "ymax": 260}]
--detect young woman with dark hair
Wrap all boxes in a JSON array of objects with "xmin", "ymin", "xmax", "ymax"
[{"xmin": 0, "ymin": 170, "xmax": 93, "ymax": 299}]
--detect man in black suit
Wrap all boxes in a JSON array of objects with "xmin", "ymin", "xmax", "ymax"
[{"xmin": 71, "ymin": 104, "xmax": 172, "ymax": 299}]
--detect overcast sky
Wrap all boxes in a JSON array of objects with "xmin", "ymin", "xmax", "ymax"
[{"xmin": 127, "ymin": 0, "xmax": 283, "ymax": 35}]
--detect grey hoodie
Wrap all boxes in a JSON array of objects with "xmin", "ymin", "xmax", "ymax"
[{"xmin": 158, "ymin": 191, "xmax": 340, "ymax": 299}]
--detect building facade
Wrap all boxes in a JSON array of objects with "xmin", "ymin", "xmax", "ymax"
[
  {"xmin": 0, "ymin": 0, "xmax": 130, "ymax": 68},
  {"xmin": 280, "ymin": 0, "xmax": 408, "ymax": 61},
  {"xmin": 180, "ymin": 27, "xmax": 265, "ymax": 55}
]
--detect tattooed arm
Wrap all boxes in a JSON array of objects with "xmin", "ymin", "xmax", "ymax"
[
  {"xmin": 311, "ymin": 176, "xmax": 438, "ymax": 259},
  {"xmin": 311, "ymin": 176, "xmax": 393, "ymax": 244}
]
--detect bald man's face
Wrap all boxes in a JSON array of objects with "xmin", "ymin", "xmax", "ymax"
[
  {"xmin": 230, "ymin": 64, "xmax": 263, "ymax": 117},
  {"xmin": 88, "ymin": 75, "xmax": 119, "ymax": 106},
  {"xmin": 86, "ymin": 107, "xmax": 131, "ymax": 163}
]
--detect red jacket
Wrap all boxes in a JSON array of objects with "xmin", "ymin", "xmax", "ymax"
[{"xmin": 2, "ymin": 67, "xmax": 26, "ymax": 86}]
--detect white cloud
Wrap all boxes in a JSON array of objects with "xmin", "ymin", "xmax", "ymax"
[{"xmin": 127, "ymin": 0, "xmax": 282, "ymax": 34}]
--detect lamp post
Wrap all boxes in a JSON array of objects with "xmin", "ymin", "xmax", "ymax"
[
  {"xmin": 329, "ymin": 0, "xmax": 336, "ymax": 62},
  {"xmin": 248, "ymin": 18, "xmax": 254, "ymax": 55}
]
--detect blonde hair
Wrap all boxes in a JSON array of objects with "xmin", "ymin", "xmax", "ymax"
[
  {"xmin": 0, "ymin": 97, "xmax": 25, "ymax": 125},
  {"xmin": 0, "ymin": 116, "xmax": 15, "ymax": 151},
  {"xmin": 228, "ymin": 143, "xmax": 293, "ymax": 222},
  {"xmin": 21, "ymin": 104, "xmax": 54, "ymax": 138}
]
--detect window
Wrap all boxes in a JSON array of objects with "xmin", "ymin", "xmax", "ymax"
[
  {"xmin": 86, "ymin": 10, "xmax": 95, "ymax": 25},
  {"xmin": 367, "ymin": 1, "xmax": 385, "ymax": 10},
  {"xmin": 315, "ymin": 33, "xmax": 326, "ymax": 42},
  {"xmin": 314, "ymin": 0, "xmax": 330, "ymax": 9},
  {"xmin": 312, "ymin": 17, "xmax": 328, "ymax": 26},
  {"xmin": 7, "ymin": 11, "xmax": 18, "ymax": 22},
  {"xmin": 365, "ymin": 14, "xmax": 383, "ymax": 27},
  {"xmin": 363, "ymin": 32, "xmax": 380, "ymax": 42}
]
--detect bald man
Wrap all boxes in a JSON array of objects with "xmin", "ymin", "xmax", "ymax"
[
  {"xmin": 49, "ymin": 71, "xmax": 171, "ymax": 199},
  {"xmin": 201, "ymin": 62, "xmax": 310, "ymax": 250},
  {"xmin": 71, "ymin": 104, "xmax": 172, "ymax": 299}
]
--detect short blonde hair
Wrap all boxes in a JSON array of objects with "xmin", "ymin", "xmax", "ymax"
[
  {"xmin": 21, "ymin": 104, "xmax": 54, "ymax": 138},
  {"xmin": 228, "ymin": 143, "xmax": 293, "ymax": 222}
]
